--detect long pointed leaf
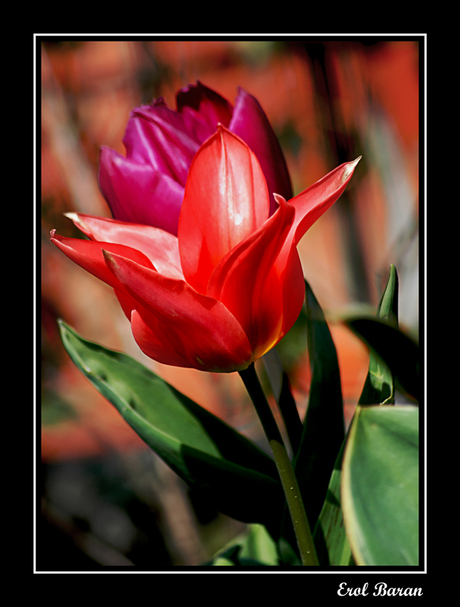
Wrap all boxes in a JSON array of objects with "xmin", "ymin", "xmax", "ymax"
[
  {"xmin": 293, "ymin": 280, "xmax": 345, "ymax": 530},
  {"xmin": 58, "ymin": 320, "xmax": 283, "ymax": 528},
  {"xmin": 359, "ymin": 264, "xmax": 399, "ymax": 405},
  {"xmin": 346, "ymin": 317, "xmax": 419, "ymax": 402},
  {"xmin": 314, "ymin": 265, "xmax": 401, "ymax": 565},
  {"xmin": 313, "ymin": 440, "xmax": 353, "ymax": 566}
]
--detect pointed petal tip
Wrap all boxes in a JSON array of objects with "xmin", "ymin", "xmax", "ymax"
[
  {"xmin": 342, "ymin": 155, "xmax": 362, "ymax": 182},
  {"xmin": 63, "ymin": 212, "xmax": 95, "ymax": 236},
  {"xmin": 101, "ymin": 248, "xmax": 116, "ymax": 266},
  {"xmin": 212, "ymin": 123, "xmax": 242, "ymax": 148},
  {"xmin": 63, "ymin": 211, "xmax": 84, "ymax": 227},
  {"xmin": 64, "ymin": 211, "xmax": 79, "ymax": 221},
  {"xmin": 216, "ymin": 122, "xmax": 228, "ymax": 134},
  {"xmin": 273, "ymin": 193, "xmax": 288, "ymax": 208}
]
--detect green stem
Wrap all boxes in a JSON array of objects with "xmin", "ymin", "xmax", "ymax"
[{"xmin": 239, "ymin": 363, "xmax": 319, "ymax": 566}]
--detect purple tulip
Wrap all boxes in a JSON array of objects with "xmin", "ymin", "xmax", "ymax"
[{"xmin": 98, "ymin": 82, "xmax": 292, "ymax": 235}]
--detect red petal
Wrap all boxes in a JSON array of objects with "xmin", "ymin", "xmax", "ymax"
[
  {"xmin": 50, "ymin": 232, "xmax": 155, "ymax": 291},
  {"xmin": 178, "ymin": 125, "xmax": 270, "ymax": 294},
  {"xmin": 291, "ymin": 157, "xmax": 361, "ymax": 243},
  {"xmin": 130, "ymin": 310, "xmax": 198, "ymax": 368},
  {"xmin": 207, "ymin": 196, "xmax": 304, "ymax": 357},
  {"xmin": 65, "ymin": 213, "xmax": 183, "ymax": 280},
  {"xmin": 103, "ymin": 251, "xmax": 253, "ymax": 372},
  {"xmin": 277, "ymin": 232, "xmax": 306, "ymax": 338}
]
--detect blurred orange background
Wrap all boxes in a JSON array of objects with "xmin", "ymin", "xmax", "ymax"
[{"xmin": 39, "ymin": 36, "xmax": 421, "ymax": 568}]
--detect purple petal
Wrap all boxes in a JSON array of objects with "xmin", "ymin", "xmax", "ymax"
[
  {"xmin": 176, "ymin": 81, "xmax": 233, "ymax": 140},
  {"xmin": 229, "ymin": 88, "xmax": 292, "ymax": 214},
  {"xmin": 123, "ymin": 103, "xmax": 201, "ymax": 187},
  {"xmin": 98, "ymin": 146, "xmax": 183, "ymax": 235}
]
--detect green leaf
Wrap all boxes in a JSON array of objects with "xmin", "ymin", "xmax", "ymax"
[
  {"xmin": 293, "ymin": 280, "xmax": 345, "ymax": 531},
  {"xmin": 314, "ymin": 266, "xmax": 410, "ymax": 565},
  {"xmin": 58, "ymin": 320, "xmax": 283, "ymax": 528},
  {"xmin": 207, "ymin": 524, "xmax": 279, "ymax": 566},
  {"xmin": 313, "ymin": 441, "xmax": 353, "ymax": 566},
  {"xmin": 378, "ymin": 265, "xmax": 399, "ymax": 321},
  {"xmin": 314, "ymin": 266, "xmax": 405, "ymax": 565},
  {"xmin": 359, "ymin": 264, "xmax": 399, "ymax": 405},
  {"xmin": 341, "ymin": 405, "xmax": 419, "ymax": 566},
  {"xmin": 345, "ymin": 317, "xmax": 419, "ymax": 402},
  {"xmin": 237, "ymin": 524, "xmax": 279, "ymax": 566}
]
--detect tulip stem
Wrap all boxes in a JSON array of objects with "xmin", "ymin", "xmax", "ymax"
[{"xmin": 239, "ymin": 363, "xmax": 319, "ymax": 566}]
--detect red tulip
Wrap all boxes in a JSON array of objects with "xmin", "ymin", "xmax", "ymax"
[
  {"xmin": 51, "ymin": 125, "xmax": 359, "ymax": 372},
  {"xmin": 98, "ymin": 82, "xmax": 292, "ymax": 235}
]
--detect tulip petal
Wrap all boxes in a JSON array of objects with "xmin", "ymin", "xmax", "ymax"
[
  {"xmin": 277, "ymin": 229, "xmax": 306, "ymax": 338},
  {"xmin": 176, "ymin": 81, "xmax": 233, "ymax": 140},
  {"xmin": 50, "ymin": 232, "xmax": 155, "ymax": 291},
  {"xmin": 64, "ymin": 213, "xmax": 183, "ymax": 280},
  {"xmin": 130, "ymin": 309, "xmax": 198, "ymax": 368},
  {"xmin": 291, "ymin": 157, "xmax": 361, "ymax": 244},
  {"xmin": 98, "ymin": 146, "xmax": 184, "ymax": 235},
  {"xmin": 102, "ymin": 251, "xmax": 253, "ymax": 372},
  {"xmin": 230, "ymin": 87, "xmax": 293, "ymax": 213},
  {"xmin": 124, "ymin": 103, "xmax": 201, "ymax": 185},
  {"xmin": 208, "ymin": 196, "xmax": 304, "ymax": 358},
  {"xmin": 178, "ymin": 125, "xmax": 270, "ymax": 294}
]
